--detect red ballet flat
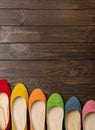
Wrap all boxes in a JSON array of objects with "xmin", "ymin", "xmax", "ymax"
[{"xmin": 0, "ymin": 79, "xmax": 11, "ymax": 130}]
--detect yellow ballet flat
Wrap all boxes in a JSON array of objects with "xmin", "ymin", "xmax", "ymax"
[{"xmin": 10, "ymin": 83, "xmax": 28, "ymax": 130}]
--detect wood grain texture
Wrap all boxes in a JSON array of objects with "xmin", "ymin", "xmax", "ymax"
[
  {"xmin": 0, "ymin": 10, "xmax": 95, "ymax": 25},
  {"xmin": 0, "ymin": 60, "xmax": 94, "ymax": 79},
  {"xmin": 0, "ymin": 26, "xmax": 95, "ymax": 42},
  {"xmin": 0, "ymin": 0, "xmax": 95, "ymax": 9},
  {"xmin": 0, "ymin": 43, "xmax": 94, "ymax": 60}
]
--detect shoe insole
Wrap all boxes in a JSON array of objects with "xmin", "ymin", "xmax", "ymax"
[
  {"xmin": 66, "ymin": 110, "xmax": 81, "ymax": 130},
  {"xmin": 84, "ymin": 112, "xmax": 95, "ymax": 130},
  {"xmin": 0, "ymin": 93, "xmax": 9, "ymax": 130},
  {"xmin": 12, "ymin": 97, "xmax": 26, "ymax": 130},
  {"xmin": 47, "ymin": 106, "xmax": 63, "ymax": 130},
  {"xmin": 30, "ymin": 101, "xmax": 45, "ymax": 130}
]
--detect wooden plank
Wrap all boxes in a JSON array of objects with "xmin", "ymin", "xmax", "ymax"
[
  {"xmin": 0, "ymin": 0, "xmax": 95, "ymax": 9},
  {"xmin": 0, "ymin": 43, "xmax": 94, "ymax": 60},
  {"xmin": 0, "ymin": 26, "xmax": 95, "ymax": 43},
  {"xmin": 4, "ymin": 77, "xmax": 95, "ymax": 104},
  {"xmin": 0, "ymin": 10, "xmax": 95, "ymax": 25},
  {"xmin": 0, "ymin": 60, "xmax": 94, "ymax": 80}
]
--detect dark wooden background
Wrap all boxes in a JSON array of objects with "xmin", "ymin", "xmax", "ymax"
[{"xmin": 0, "ymin": 0, "xmax": 95, "ymax": 107}]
